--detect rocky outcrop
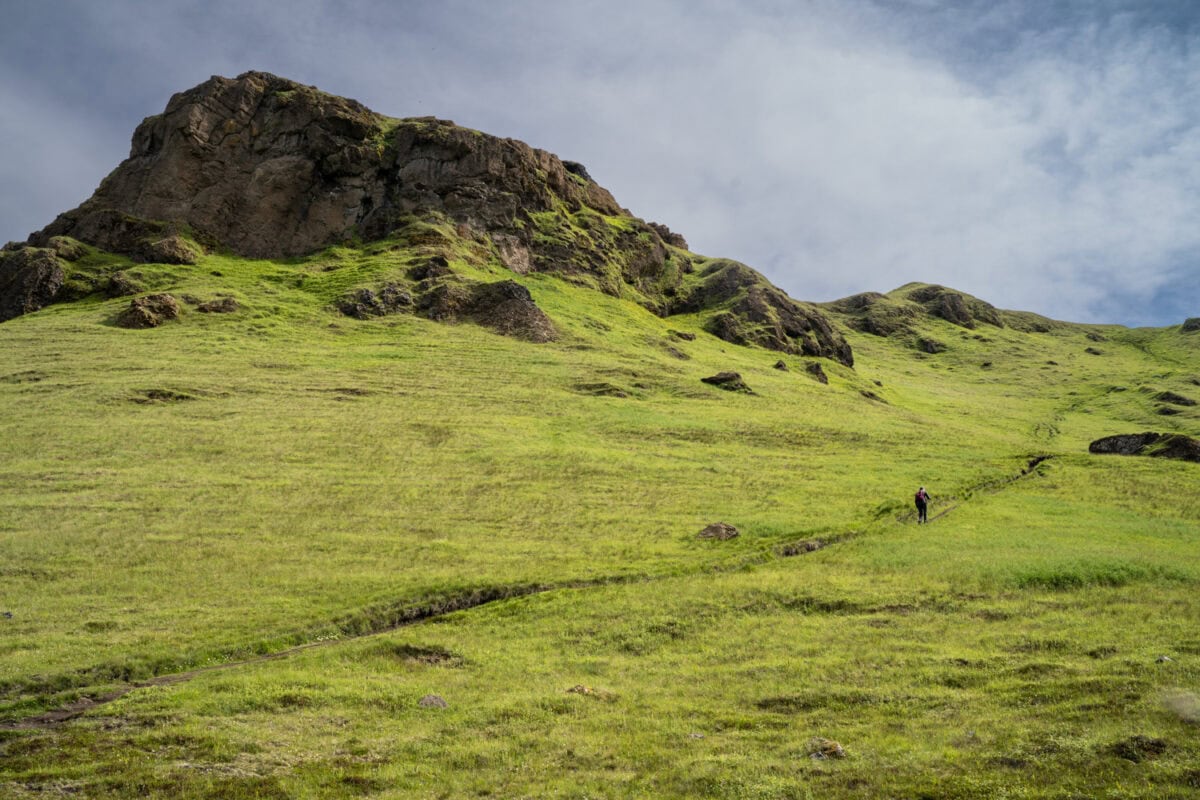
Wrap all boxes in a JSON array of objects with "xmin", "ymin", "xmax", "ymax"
[
  {"xmin": 462, "ymin": 280, "xmax": 556, "ymax": 342},
  {"xmin": 1089, "ymin": 432, "xmax": 1200, "ymax": 462},
  {"xmin": 116, "ymin": 294, "xmax": 181, "ymax": 329},
  {"xmin": 701, "ymin": 371, "xmax": 753, "ymax": 393},
  {"xmin": 824, "ymin": 291, "xmax": 920, "ymax": 338},
  {"xmin": 1181, "ymin": 318, "xmax": 1200, "ymax": 333},
  {"xmin": 698, "ymin": 522, "xmax": 739, "ymax": 540},
  {"xmin": 676, "ymin": 261, "xmax": 853, "ymax": 366},
  {"xmin": 30, "ymin": 71, "xmax": 620, "ymax": 264},
  {"xmin": 15, "ymin": 71, "xmax": 853, "ymax": 363},
  {"xmin": 343, "ymin": 274, "xmax": 555, "ymax": 342},
  {"xmin": 905, "ymin": 284, "xmax": 1004, "ymax": 329},
  {"xmin": 0, "ymin": 246, "xmax": 65, "ymax": 322}
]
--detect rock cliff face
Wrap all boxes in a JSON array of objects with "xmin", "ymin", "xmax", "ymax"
[
  {"xmin": 17, "ymin": 71, "xmax": 853, "ymax": 364},
  {"xmin": 32, "ymin": 71, "xmax": 623, "ymax": 260}
]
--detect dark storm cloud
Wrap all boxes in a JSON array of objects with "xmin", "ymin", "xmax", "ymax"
[{"xmin": 2, "ymin": 1, "xmax": 1199, "ymax": 325}]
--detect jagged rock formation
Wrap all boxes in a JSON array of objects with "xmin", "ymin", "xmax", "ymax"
[
  {"xmin": 824, "ymin": 282, "xmax": 1061, "ymax": 353},
  {"xmin": 115, "ymin": 293, "xmax": 181, "ymax": 329},
  {"xmin": 0, "ymin": 246, "xmax": 65, "ymax": 323},
  {"xmin": 672, "ymin": 261, "xmax": 853, "ymax": 366},
  {"xmin": 905, "ymin": 284, "xmax": 1004, "ymax": 329},
  {"xmin": 28, "ymin": 71, "xmax": 628, "ymax": 266},
  {"xmin": 12, "ymin": 71, "xmax": 850, "ymax": 361}
]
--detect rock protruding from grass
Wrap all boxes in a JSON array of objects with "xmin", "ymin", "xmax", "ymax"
[
  {"xmin": 1156, "ymin": 391, "xmax": 1196, "ymax": 407},
  {"xmin": 337, "ymin": 284, "xmax": 413, "ymax": 319},
  {"xmin": 805, "ymin": 362, "xmax": 828, "ymax": 384},
  {"xmin": 115, "ymin": 294, "xmax": 181, "ymax": 329},
  {"xmin": 680, "ymin": 261, "xmax": 853, "ymax": 366},
  {"xmin": 1090, "ymin": 432, "xmax": 1200, "ymax": 462},
  {"xmin": 466, "ymin": 280, "xmax": 556, "ymax": 342},
  {"xmin": 196, "ymin": 297, "xmax": 240, "ymax": 313},
  {"xmin": 905, "ymin": 284, "xmax": 1004, "ymax": 329},
  {"xmin": 698, "ymin": 522, "xmax": 739, "ymax": 540},
  {"xmin": 417, "ymin": 694, "xmax": 448, "ymax": 709},
  {"xmin": 1090, "ymin": 432, "xmax": 1163, "ymax": 455},
  {"xmin": 0, "ymin": 246, "xmax": 66, "ymax": 322},
  {"xmin": 701, "ymin": 372, "xmax": 753, "ymax": 393},
  {"xmin": 1182, "ymin": 317, "xmax": 1200, "ymax": 333},
  {"xmin": 806, "ymin": 738, "xmax": 846, "ymax": 760},
  {"xmin": 1109, "ymin": 735, "xmax": 1167, "ymax": 763},
  {"xmin": 105, "ymin": 271, "xmax": 143, "ymax": 298},
  {"xmin": 917, "ymin": 337, "xmax": 946, "ymax": 354}
]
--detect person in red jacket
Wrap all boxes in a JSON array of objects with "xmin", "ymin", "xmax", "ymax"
[{"xmin": 915, "ymin": 487, "xmax": 930, "ymax": 523}]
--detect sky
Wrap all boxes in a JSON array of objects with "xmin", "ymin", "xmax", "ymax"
[{"xmin": 3, "ymin": 0, "xmax": 1199, "ymax": 326}]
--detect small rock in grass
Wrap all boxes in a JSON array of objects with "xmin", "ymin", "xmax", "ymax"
[
  {"xmin": 417, "ymin": 694, "xmax": 448, "ymax": 709},
  {"xmin": 701, "ymin": 371, "xmax": 753, "ymax": 393},
  {"xmin": 807, "ymin": 737, "xmax": 846, "ymax": 760},
  {"xmin": 698, "ymin": 522, "xmax": 739, "ymax": 540},
  {"xmin": 773, "ymin": 360, "xmax": 788, "ymax": 371},
  {"xmin": 1157, "ymin": 655, "xmax": 1174, "ymax": 663},
  {"xmin": 805, "ymin": 362, "xmax": 828, "ymax": 384},
  {"xmin": 197, "ymin": 296, "xmax": 240, "ymax": 313},
  {"xmin": 566, "ymin": 684, "xmax": 616, "ymax": 701}
]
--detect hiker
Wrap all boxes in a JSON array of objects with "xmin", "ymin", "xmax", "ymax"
[{"xmin": 915, "ymin": 486, "xmax": 930, "ymax": 523}]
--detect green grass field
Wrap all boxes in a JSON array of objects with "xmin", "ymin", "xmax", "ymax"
[{"xmin": 1, "ymin": 240, "xmax": 1198, "ymax": 798}]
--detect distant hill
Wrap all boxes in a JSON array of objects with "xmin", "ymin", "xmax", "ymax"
[{"xmin": 4, "ymin": 71, "xmax": 853, "ymax": 364}]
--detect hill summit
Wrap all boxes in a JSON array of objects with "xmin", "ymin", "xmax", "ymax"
[{"xmin": 10, "ymin": 71, "xmax": 853, "ymax": 364}]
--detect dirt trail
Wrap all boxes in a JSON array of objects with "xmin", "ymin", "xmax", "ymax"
[
  {"xmin": 3, "ymin": 456, "xmax": 1050, "ymax": 731},
  {"xmin": 926, "ymin": 454, "xmax": 1053, "ymax": 523}
]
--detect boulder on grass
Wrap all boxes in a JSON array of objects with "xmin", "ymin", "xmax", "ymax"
[
  {"xmin": 698, "ymin": 522, "xmax": 739, "ymax": 540},
  {"xmin": 116, "ymin": 294, "xmax": 181, "ymax": 329}
]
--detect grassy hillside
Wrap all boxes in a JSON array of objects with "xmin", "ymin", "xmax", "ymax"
[{"xmin": 1, "ymin": 236, "xmax": 1199, "ymax": 798}]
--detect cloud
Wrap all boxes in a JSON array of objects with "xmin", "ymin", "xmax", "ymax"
[{"xmin": 3, "ymin": 1, "xmax": 1199, "ymax": 325}]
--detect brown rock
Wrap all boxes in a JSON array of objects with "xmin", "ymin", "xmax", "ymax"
[
  {"xmin": 466, "ymin": 280, "xmax": 556, "ymax": 342},
  {"xmin": 0, "ymin": 247, "xmax": 66, "ymax": 322},
  {"xmin": 115, "ymin": 293, "xmax": 181, "ymax": 329},
  {"xmin": 1089, "ymin": 432, "xmax": 1200, "ymax": 462},
  {"xmin": 701, "ymin": 372, "xmax": 753, "ymax": 393},
  {"xmin": 805, "ymin": 362, "xmax": 828, "ymax": 384},
  {"xmin": 807, "ymin": 738, "xmax": 846, "ymax": 760},
  {"xmin": 31, "ymin": 72, "xmax": 621, "ymax": 264},
  {"xmin": 105, "ymin": 271, "xmax": 143, "ymax": 298},
  {"xmin": 681, "ymin": 261, "xmax": 852, "ymax": 365},
  {"xmin": 196, "ymin": 297, "xmax": 240, "ymax": 313},
  {"xmin": 698, "ymin": 522, "xmax": 739, "ymax": 540},
  {"xmin": 338, "ymin": 284, "xmax": 413, "ymax": 319}
]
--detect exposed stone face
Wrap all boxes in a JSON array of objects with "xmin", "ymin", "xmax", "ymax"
[
  {"xmin": 905, "ymin": 284, "xmax": 1004, "ymax": 329},
  {"xmin": 0, "ymin": 247, "xmax": 66, "ymax": 322},
  {"xmin": 680, "ymin": 260, "xmax": 853, "ymax": 366},
  {"xmin": 31, "ymin": 71, "xmax": 620, "ymax": 263}
]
